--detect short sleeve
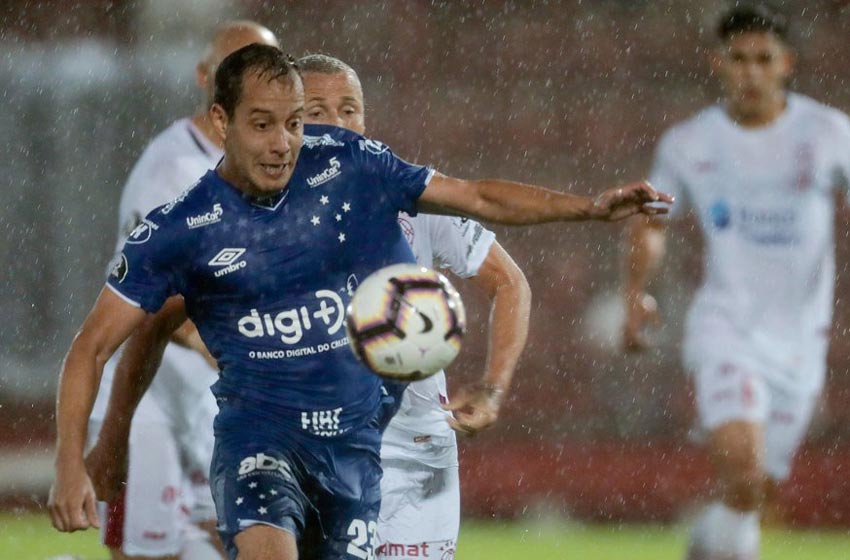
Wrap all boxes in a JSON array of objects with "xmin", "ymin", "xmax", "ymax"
[
  {"xmin": 356, "ymin": 138, "xmax": 434, "ymax": 215},
  {"xmin": 649, "ymin": 129, "xmax": 690, "ymax": 219},
  {"xmin": 429, "ymin": 216, "xmax": 496, "ymax": 278},
  {"xmin": 106, "ymin": 212, "xmax": 184, "ymax": 313}
]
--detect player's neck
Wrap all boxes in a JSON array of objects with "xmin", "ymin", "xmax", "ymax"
[
  {"xmin": 191, "ymin": 111, "xmax": 224, "ymax": 149},
  {"xmin": 726, "ymin": 93, "xmax": 788, "ymax": 128}
]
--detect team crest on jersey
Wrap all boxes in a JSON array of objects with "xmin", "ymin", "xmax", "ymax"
[
  {"xmin": 397, "ymin": 216, "xmax": 415, "ymax": 246},
  {"xmin": 302, "ymin": 133, "xmax": 344, "ymax": 149},
  {"xmin": 125, "ymin": 219, "xmax": 160, "ymax": 245},
  {"xmin": 358, "ymin": 138, "xmax": 388, "ymax": 155},
  {"xmin": 307, "ymin": 157, "xmax": 342, "ymax": 188},
  {"xmin": 110, "ymin": 253, "xmax": 129, "ymax": 283},
  {"xmin": 186, "ymin": 203, "xmax": 223, "ymax": 229}
]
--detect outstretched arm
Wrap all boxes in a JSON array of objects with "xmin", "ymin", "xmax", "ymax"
[
  {"xmin": 443, "ymin": 242, "xmax": 531, "ymax": 435},
  {"xmin": 84, "ymin": 296, "xmax": 189, "ymax": 502},
  {"xmin": 419, "ymin": 174, "xmax": 672, "ymax": 224},
  {"xmin": 49, "ymin": 287, "xmax": 147, "ymax": 532},
  {"xmin": 622, "ymin": 216, "xmax": 667, "ymax": 351}
]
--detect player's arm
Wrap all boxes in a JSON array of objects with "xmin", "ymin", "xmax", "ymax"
[
  {"xmin": 170, "ymin": 318, "xmax": 217, "ymax": 369},
  {"xmin": 443, "ymin": 242, "xmax": 530, "ymax": 436},
  {"xmin": 85, "ymin": 296, "xmax": 189, "ymax": 502},
  {"xmin": 49, "ymin": 287, "xmax": 148, "ymax": 533},
  {"xmin": 418, "ymin": 173, "xmax": 672, "ymax": 224},
  {"xmin": 622, "ymin": 216, "xmax": 666, "ymax": 351}
]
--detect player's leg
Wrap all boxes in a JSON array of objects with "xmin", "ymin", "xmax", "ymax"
[
  {"xmin": 686, "ymin": 360, "xmax": 768, "ymax": 560},
  {"xmin": 233, "ymin": 525, "xmax": 298, "ymax": 560},
  {"xmin": 761, "ymin": 382, "xmax": 821, "ymax": 518},
  {"xmin": 180, "ymin": 393, "xmax": 226, "ymax": 560},
  {"xmin": 209, "ymin": 411, "xmax": 311, "ymax": 560},
  {"xmin": 99, "ymin": 417, "xmax": 187, "ymax": 560},
  {"xmin": 376, "ymin": 460, "xmax": 459, "ymax": 560}
]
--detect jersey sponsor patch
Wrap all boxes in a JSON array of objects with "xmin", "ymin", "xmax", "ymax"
[
  {"xmin": 302, "ymin": 133, "xmax": 345, "ymax": 148},
  {"xmin": 307, "ymin": 157, "xmax": 342, "ymax": 188},
  {"xmin": 359, "ymin": 138, "xmax": 388, "ymax": 155},
  {"xmin": 208, "ymin": 248, "xmax": 247, "ymax": 277},
  {"xmin": 186, "ymin": 203, "xmax": 223, "ymax": 229}
]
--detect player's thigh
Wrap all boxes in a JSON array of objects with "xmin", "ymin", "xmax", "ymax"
[
  {"xmin": 233, "ymin": 524, "xmax": 298, "ymax": 560},
  {"xmin": 763, "ymin": 384, "xmax": 821, "ymax": 482},
  {"xmin": 209, "ymin": 432, "xmax": 311, "ymax": 560},
  {"xmin": 693, "ymin": 358, "xmax": 770, "ymax": 433},
  {"xmin": 100, "ymin": 419, "xmax": 187, "ymax": 558},
  {"xmin": 377, "ymin": 461, "xmax": 459, "ymax": 560}
]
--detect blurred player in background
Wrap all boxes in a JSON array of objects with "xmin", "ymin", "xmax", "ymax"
[
  {"xmin": 50, "ymin": 42, "xmax": 669, "ymax": 559},
  {"xmin": 296, "ymin": 53, "xmax": 532, "ymax": 559},
  {"xmin": 623, "ymin": 4, "xmax": 850, "ymax": 559},
  {"xmin": 85, "ymin": 21, "xmax": 278, "ymax": 560}
]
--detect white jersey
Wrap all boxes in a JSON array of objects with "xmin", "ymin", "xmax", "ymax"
[
  {"xmin": 92, "ymin": 118, "xmax": 222, "ymax": 432},
  {"xmin": 381, "ymin": 214, "xmax": 496, "ymax": 468},
  {"xmin": 652, "ymin": 94, "xmax": 850, "ymax": 393}
]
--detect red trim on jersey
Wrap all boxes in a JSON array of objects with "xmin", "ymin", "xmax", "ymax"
[{"xmin": 103, "ymin": 489, "xmax": 126, "ymax": 550}]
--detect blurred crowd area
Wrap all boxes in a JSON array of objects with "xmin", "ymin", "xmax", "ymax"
[{"xmin": 3, "ymin": 0, "xmax": 850, "ymax": 451}]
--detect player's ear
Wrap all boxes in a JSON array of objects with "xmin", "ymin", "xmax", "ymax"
[{"xmin": 209, "ymin": 103, "xmax": 228, "ymax": 141}]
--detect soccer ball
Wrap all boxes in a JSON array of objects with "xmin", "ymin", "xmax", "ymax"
[{"xmin": 345, "ymin": 263, "xmax": 466, "ymax": 380}]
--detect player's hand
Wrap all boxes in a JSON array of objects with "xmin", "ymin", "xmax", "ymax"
[
  {"xmin": 48, "ymin": 459, "xmax": 100, "ymax": 532},
  {"xmin": 623, "ymin": 291, "xmax": 660, "ymax": 352},
  {"xmin": 85, "ymin": 438, "xmax": 128, "ymax": 503},
  {"xmin": 589, "ymin": 181, "xmax": 673, "ymax": 222},
  {"xmin": 442, "ymin": 383, "xmax": 504, "ymax": 436}
]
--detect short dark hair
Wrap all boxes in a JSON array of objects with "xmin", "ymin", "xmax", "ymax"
[
  {"xmin": 296, "ymin": 53, "xmax": 355, "ymax": 76},
  {"xmin": 214, "ymin": 43, "xmax": 299, "ymax": 117},
  {"xmin": 717, "ymin": 3, "xmax": 788, "ymax": 41}
]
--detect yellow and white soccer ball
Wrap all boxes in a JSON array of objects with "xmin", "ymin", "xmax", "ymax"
[{"xmin": 345, "ymin": 263, "xmax": 466, "ymax": 380}]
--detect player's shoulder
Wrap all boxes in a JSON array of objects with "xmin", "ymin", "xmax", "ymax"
[
  {"xmin": 659, "ymin": 105, "xmax": 725, "ymax": 146},
  {"xmin": 302, "ymin": 124, "xmax": 391, "ymax": 157},
  {"xmin": 133, "ymin": 118, "xmax": 198, "ymax": 164},
  {"xmin": 146, "ymin": 171, "xmax": 221, "ymax": 227},
  {"xmin": 788, "ymin": 93, "xmax": 850, "ymax": 136}
]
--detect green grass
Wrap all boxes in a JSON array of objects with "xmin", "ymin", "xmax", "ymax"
[{"xmin": 3, "ymin": 511, "xmax": 850, "ymax": 560}]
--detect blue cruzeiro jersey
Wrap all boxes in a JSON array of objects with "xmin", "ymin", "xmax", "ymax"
[{"xmin": 107, "ymin": 124, "xmax": 434, "ymax": 437}]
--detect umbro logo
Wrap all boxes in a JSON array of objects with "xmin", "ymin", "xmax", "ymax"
[{"xmin": 209, "ymin": 248, "xmax": 247, "ymax": 277}]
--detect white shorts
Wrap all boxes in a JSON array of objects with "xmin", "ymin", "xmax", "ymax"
[
  {"xmin": 178, "ymin": 391, "xmax": 218, "ymax": 524},
  {"xmin": 376, "ymin": 460, "xmax": 459, "ymax": 560},
  {"xmin": 692, "ymin": 357, "xmax": 820, "ymax": 481},
  {"xmin": 90, "ymin": 416, "xmax": 188, "ymax": 557}
]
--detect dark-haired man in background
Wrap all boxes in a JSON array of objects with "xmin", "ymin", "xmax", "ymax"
[{"xmin": 624, "ymin": 4, "xmax": 850, "ymax": 559}]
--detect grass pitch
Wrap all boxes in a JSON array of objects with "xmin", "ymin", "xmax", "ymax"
[{"xmin": 3, "ymin": 511, "xmax": 850, "ymax": 559}]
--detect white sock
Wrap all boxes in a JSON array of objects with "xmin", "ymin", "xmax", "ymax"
[
  {"xmin": 688, "ymin": 501, "xmax": 759, "ymax": 560},
  {"xmin": 181, "ymin": 535, "xmax": 224, "ymax": 560}
]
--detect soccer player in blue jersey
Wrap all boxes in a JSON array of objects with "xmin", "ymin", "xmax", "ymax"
[{"xmin": 50, "ymin": 44, "xmax": 670, "ymax": 559}]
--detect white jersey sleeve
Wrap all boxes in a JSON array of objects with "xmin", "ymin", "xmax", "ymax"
[
  {"xmin": 429, "ymin": 216, "xmax": 496, "ymax": 278},
  {"xmin": 649, "ymin": 127, "xmax": 691, "ymax": 220}
]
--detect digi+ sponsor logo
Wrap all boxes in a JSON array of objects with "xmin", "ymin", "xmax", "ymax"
[
  {"xmin": 238, "ymin": 289, "xmax": 345, "ymax": 345},
  {"xmin": 301, "ymin": 407, "xmax": 346, "ymax": 437},
  {"xmin": 209, "ymin": 248, "xmax": 247, "ymax": 278},
  {"xmin": 186, "ymin": 203, "xmax": 223, "ymax": 229},
  {"xmin": 307, "ymin": 157, "xmax": 342, "ymax": 188}
]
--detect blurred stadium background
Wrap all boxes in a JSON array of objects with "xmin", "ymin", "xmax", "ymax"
[{"xmin": 3, "ymin": 0, "xmax": 850, "ymax": 557}]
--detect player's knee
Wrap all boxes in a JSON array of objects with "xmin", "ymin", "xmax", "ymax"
[{"xmin": 234, "ymin": 525, "xmax": 298, "ymax": 560}]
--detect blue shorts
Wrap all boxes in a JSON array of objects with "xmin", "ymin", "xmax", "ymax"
[{"xmin": 210, "ymin": 399, "xmax": 384, "ymax": 560}]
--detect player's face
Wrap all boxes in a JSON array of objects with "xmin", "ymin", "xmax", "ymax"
[
  {"xmin": 302, "ymin": 71, "xmax": 366, "ymax": 135},
  {"xmin": 713, "ymin": 31, "xmax": 793, "ymax": 120},
  {"xmin": 212, "ymin": 71, "xmax": 304, "ymax": 197}
]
